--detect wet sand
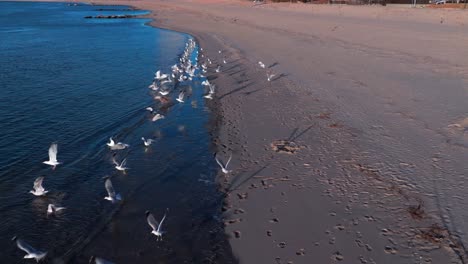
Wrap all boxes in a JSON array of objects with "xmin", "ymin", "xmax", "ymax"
[{"xmin": 29, "ymin": 0, "xmax": 468, "ymax": 263}]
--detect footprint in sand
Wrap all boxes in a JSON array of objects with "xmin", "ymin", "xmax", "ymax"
[
  {"xmin": 332, "ymin": 251, "xmax": 344, "ymax": 261},
  {"xmin": 444, "ymin": 117, "xmax": 468, "ymax": 147},
  {"xmin": 384, "ymin": 246, "xmax": 398, "ymax": 254}
]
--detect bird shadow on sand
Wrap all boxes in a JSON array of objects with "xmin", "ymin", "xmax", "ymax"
[
  {"xmin": 271, "ymin": 73, "xmax": 288, "ymax": 82},
  {"xmin": 218, "ymin": 81, "xmax": 255, "ymax": 100},
  {"xmin": 243, "ymin": 87, "xmax": 265, "ymax": 96},
  {"xmin": 207, "ymin": 75, "xmax": 218, "ymax": 81},
  {"xmin": 287, "ymin": 125, "xmax": 314, "ymax": 142},
  {"xmin": 268, "ymin": 62, "xmax": 279, "ymax": 69},
  {"xmin": 226, "ymin": 164, "xmax": 269, "ymax": 193}
]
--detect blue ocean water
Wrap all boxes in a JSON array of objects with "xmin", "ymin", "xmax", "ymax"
[{"xmin": 0, "ymin": 2, "xmax": 234, "ymax": 263}]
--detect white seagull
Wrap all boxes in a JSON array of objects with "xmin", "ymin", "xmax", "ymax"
[
  {"xmin": 43, "ymin": 143, "xmax": 61, "ymax": 169},
  {"xmin": 148, "ymin": 81, "xmax": 158, "ymax": 91},
  {"xmin": 106, "ymin": 137, "xmax": 129, "ymax": 150},
  {"xmin": 103, "ymin": 177, "xmax": 121, "ymax": 203},
  {"xmin": 146, "ymin": 210, "xmax": 167, "ymax": 241},
  {"xmin": 30, "ymin": 176, "xmax": 48, "ymax": 196},
  {"xmin": 141, "ymin": 137, "xmax": 154, "ymax": 147},
  {"xmin": 89, "ymin": 256, "xmax": 115, "ymax": 264},
  {"xmin": 176, "ymin": 91, "xmax": 185, "ymax": 103},
  {"xmin": 267, "ymin": 73, "xmax": 276, "ymax": 82},
  {"xmin": 215, "ymin": 65, "xmax": 221, "ymax": 73},
  {"xmin": 112, "ymin": 156, "xmax": 129, "ymax": 172},
  {"xmin": 258, "ymin": 61, "xmax": 265, "ymax": 68},
  {"xmin": 204, "ymin": 84, "xmax": 215, "ymax": 100},
  {"xmin": 12, "ymin": 236, "xmax": 47, "ymax": 263},
  {"xmin": 152, "ymin": 113, "xmax": 165, "ymax": 122},
  {"xmin": 215, "ymin": 153, "xmax": 232, "ymax": 174},
  {"xmin": 155, "ymin": 70, "xmax": 168, "ymax": 80},
  {"xmin": 47, "ymin": 204, "xmax": 66, "ymax": 216},
  {"xmin": 145, "ymin": 107, "xmax": 154, "ymax": 112},
  {"xmin": 159, "ymin": 89, "xmax": 170, "ymax": 96}
]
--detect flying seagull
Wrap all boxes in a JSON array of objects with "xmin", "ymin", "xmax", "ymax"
[
  {"xmin": 267, "ymin": 73, "xmax": 276, "ymax": 82},
  {"xmin": 43, "ymin": 143, "xmax": 61, "ymax": 169},
  {"xmin": 112, "ymin": 155, "xmax": 128, "ymax": 172},
  {"xmin": 155, "ymin": 70, "xmax": 168, "ymax": 80},
  {"xmin": 152, "ymin": 113, "xmax": 165, "ymax": 122},
  {"xmin": 103, "ymin": 176, "xmax": 121, "ymax": 203},
  {"xmin": 12, "ymin": 236, "xmax": 47, "ymax": 263},
  {"xmin": 204, "ymin": 84, "xmax": 215, "ymax": 100},
  {"xmin": 107, "ymin": 137, "xmax": 129, "ymax": 150},
  {"xmin": 141, "ymin": 137, "xmax": 154, "ymax": 147},
  {"xmin": 176, "ymin": 91, "xmax": 185, "ymax": 103},
  {"xmin": 146, "ymin": 210, "xmax": 167, "ymax": 241},
  {"xmin": 89, "ymin": 256, "xmax": 115, "ymax": 264},
  {"xmin": 47, "ymin": 204, "xmax": 66, "ymax": 216},
  {"xmin": 145, "ymin": 107, "xmax": 154, "ymax": 112},
  {"xmin": 30, "ymin": 176, "xmax": 48, "ymax": 196},
  {"xmin": 215, "ymin": 153, "xmax": 232, "ymax": 174},
  {"xmin": 159, "ymin": 89, "xmax": 170, "ymax": 96}
]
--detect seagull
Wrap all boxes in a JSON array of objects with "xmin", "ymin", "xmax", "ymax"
[
  {"xmin": 204, "ymin": 84, "xmax": 215, "ymax": 99},
  {"xmin": 215, "ymin": 153, "xmax": 232, "ymax": 174},
  {"xmin": 201, "ymin": 80, "xmax": 210, "ymax": 86},
  {"xmin": 176, "ymin": 91, "xmax": 185, "ymax": 103},
  {"xmin": 103, "ymin": 176, "xmax": 121, "ymax": 203},
  {"xmin": 141, "ymin": 137, "xmax": 154, "ymax": 147},
  {"xmin": 107, "ymin": 137, "xmax": 129, "ymax": 150},
  {"xmin": 152, "ymin": 113, "xmax": 165, "ymax": 122},
  {"xmin": 12, "ymin": 236, "xmax": 47, "ymax": 263},
  {"xmin": 145, "ymin": 107, "xmax": 154, "ymax": 112},
  {"xmin": 159, "ymin": 89, "xmax": 170, "ymax": 96},
  {"xmin": 267, "ymin": 73, "xmax": 276, "ymax": 82},
  {"xmin": 148, "ymin": 81, "xmax": 158, "ymax": 91},
  {"xmin": 89, "ymin": 256, "xmax": 115, "ymax": 264},
  {"xmin": 146, "ymin": 210, "xmax": 167, "ymax": 241},
  {"xmin": 223, "ymin": 58, "xmax": 227, "ymax": 64},
  {"xmin": 215, "ymin": 65, "xmax": 221, "ymax": 73},
  {"xmin": 30, "ymin": 176, "xmax": 48, "ymax": 196},
  {"xmin": 43, "ymin": 143, "xmax": 61, "ymax": 169},
  {"xmin": 258, "ymin": 61, "xmax": 265, "ymax": 68},
  {"xmin": 112, "ymin": 155, "xmax": 128, "ymax": 172},
  {"xmin": 47, "ymin": 204, "xmax": 66, "ymax": 216},
  {"xmin": 155, "ymin": 70, "xmax": 168, "ymax": 80},
  {"xmin": 218, "ymin": 50, "xmax": 222, "ymax": 54}
]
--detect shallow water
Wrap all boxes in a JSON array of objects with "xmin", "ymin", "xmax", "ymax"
[{"xmin": 0, "ymin": 2, "xmax": 234, "ymax": 263}]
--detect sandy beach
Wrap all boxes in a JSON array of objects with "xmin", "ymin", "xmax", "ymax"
[{"xmin": 26, "ymin": 0, "xmax": 468, "ymax": 263}]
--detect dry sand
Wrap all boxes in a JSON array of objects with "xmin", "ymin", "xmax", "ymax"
[{"xmin": 32, "ymin": 0, "xmax": 468, "ymax": 263}]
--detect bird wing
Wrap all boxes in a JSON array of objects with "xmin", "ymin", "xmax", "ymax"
[
  {"xmin": 16, "ymin": 239, "xmax": 35, "ymax": 255},
  {"xmin": 48, "ymin": 204, "xmax": 55, "ymax": 213},
  {"xmin": 48, "ymin": 143, "xmax": 58, "ymax": 162},
  {"xmin": 157, "ymin": 213, "xmax": 167, "ymax": 232},
  {"xmin": 95, "ymin": 257, "xmax": 115, "ymax": 264},
  {"xmin": 120, "ymin": 158, "xmax": 127, "ymax": 168},
  {"xmin": 225, "ymin": 154, "xmax": 232, "ymax": 168},
  {"xmin": 109, "ymin": 137, "xmax": 114, "ymax": 146},
  {"xmin": 105, "ymin": 178, "xmax": 115, "ymax": 198},
  {"xmin": 215, "ymin": 154, "xmax": 225, "ymax": 169},
  {"xmin": 33, "ymin": 176, "xmax": 45, "ymax": 192},
  {"xmin": 146, "ymin": 213, "xmax": 159, "ymax": 231},
  {"xmin": 111, "ymin": 156, "xmax": 119, "ymax": 166}
]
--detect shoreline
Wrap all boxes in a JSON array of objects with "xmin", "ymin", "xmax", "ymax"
[{"xmin": 15, "ymin": 0, "xmax": 468, "ymax": 263}]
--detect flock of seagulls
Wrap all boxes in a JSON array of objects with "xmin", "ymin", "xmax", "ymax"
[{"xmin": 13, "ymin": 38, "xmax": 279, "ymax": 263}]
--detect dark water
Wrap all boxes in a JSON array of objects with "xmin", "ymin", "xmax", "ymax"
[{"xmin": 0, "ymin": 2, "xmax": 234, "ymax": 263}]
